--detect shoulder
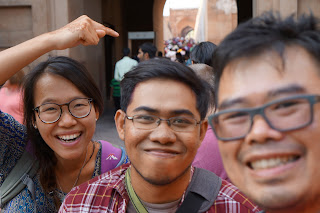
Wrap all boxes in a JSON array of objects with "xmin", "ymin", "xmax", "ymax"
[
  {"xmin": 62, "ymin": 164, "xmax": 130, "ymax": 208},
  {"xmin": 211, "ymin": 179, "xmax": 261, "ymax": 212}
]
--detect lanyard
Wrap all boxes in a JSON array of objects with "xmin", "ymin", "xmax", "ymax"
[{"xmin": 125, "ymin": 168, "xmax": 149, "ymax": 213}]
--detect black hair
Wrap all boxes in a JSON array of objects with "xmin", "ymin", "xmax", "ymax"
[
  {"xmin": 123, "ymin": 47, "xmax": 130, "ymax": 56},
  {"xmin": 22, "ymin": 56, "xmax": 103, "ymax": 206},
  {"xmin": 190, "ymin": 41, "xmax": 217, "ymax": 66},
  {"xmin": 139, "ymin": 42, "xmax": 157, "ymax": 59},
  {"xmin": 213, "ymin": 12, "xmax": 320, "ymax": 104},
  {"xmin": 120, "ymin": 58, "xmax": 211, "ymax": 120}
]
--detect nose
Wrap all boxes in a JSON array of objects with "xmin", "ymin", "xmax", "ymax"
[
  {"xmin": 149, "ymin": 120, "xmax": 177, "ymax": 144},
  {"xmin": 57, "ymin": 106, "xmax": 77, "ymax": 127},
  {"xmin": 245, "ymin": 115, "xmax": 283, "ymax": 144}
]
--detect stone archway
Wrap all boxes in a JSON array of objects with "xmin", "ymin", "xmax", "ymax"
[{"xmin": 181, "ymin": 26, "xmax": 194, "ymax": 38}]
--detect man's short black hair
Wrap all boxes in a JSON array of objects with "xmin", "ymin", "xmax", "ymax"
[
  {"xmin": 190, "ymin": 41, "xmax": 217, "ymax": 66},
  {"xmin": 123, "ymin": 47, "xmax": 130, "ymax": 56},
  {"xmin": 120, "ymin": 58, "xmax": 211, "ymax": 120},
  {"xmin": 213, "ymin": 12, "xmax": 320, "ymax": 104},
  {"xmin": 139, "ymin": 42, "xmax": 157, "ymax": 59}
]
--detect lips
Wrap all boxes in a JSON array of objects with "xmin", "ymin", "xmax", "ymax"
[
  {"xmin": 249, "ymin": 155, "xmax": 300, "ymax": 170},
  {"xmin": 145, "ymin": 148, "xmax": 180, "ymax": 157},
  {"xmin": 57, "ymin": 133, "xmax": 81, "ymax": 143}
]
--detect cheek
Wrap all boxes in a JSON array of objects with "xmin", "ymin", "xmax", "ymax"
[{"xmin": 218, "ymin": 141, "xmax": 241, "ymax": 172}]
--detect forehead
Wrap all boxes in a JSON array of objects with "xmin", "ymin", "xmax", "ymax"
[
  {"xmin": 217, "ymin": 46, "xmax": 320, "ymax": 108},
  {"xmin": 33, "ymin": 73, "xmax": 85, "ymax": 104},
  {"xmin": 127, "ymin": 79, "xmax": 199, "ymax": 116}
]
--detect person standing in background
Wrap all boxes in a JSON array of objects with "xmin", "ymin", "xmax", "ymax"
[
  {"xmin": 137, "ymin": 42, "xmax": 157, "ymax": 62},
  {"xmin": 114, "ymin": 48, "xmax": 138, "ymax": 81},
  {"xmin": 0, "ymin": 69, "xmax": 26, "ymax": 124},
  {"xmin": 110, "ymin": 78, "xmax": 121, "ymax": 113},
  {"xmin": 112, "ymin": 47, "xmax": 137, "ymax": 113},
  {"xmin": 190, "ymin": 63, "xmax": 229, "ymax": 182}
]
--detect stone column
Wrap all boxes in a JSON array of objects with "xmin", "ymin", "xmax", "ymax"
[{"xmin": 153, "ymin": 0, "xmax": 166, "ymax": 53}]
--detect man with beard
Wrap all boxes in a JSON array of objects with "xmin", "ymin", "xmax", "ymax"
[{"xmin": 60, "ymin": 59, "xmax": 260, "ymax": 213}]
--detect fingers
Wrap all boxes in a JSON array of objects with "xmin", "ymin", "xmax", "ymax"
[
  {"xmin": 53, "ymin": 15, "xmax": 119, "ymax": 49},
  {"xmin": 89, "ymin": 19, "xmax": 119, "ymax": 38},
  {"xmin": 78, "ymin": 16, "xmax": 119, "ymax": 46}
]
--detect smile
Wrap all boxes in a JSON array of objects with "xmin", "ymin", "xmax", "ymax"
[
  {"xmin": 57, "ymin": 133, "xmax": 81, "ymax": 143},
  {"xmin": 145, "ymin": 149, "xmax": 179, "ymax": 158},
  {"xmin": 249, "ymin": 155, "xmax": 300, "ymax": 170}
]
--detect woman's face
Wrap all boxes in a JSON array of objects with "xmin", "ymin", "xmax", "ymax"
[{"xmin": 33, "ymin": 73, "xmax": 99, "ymax": 161}]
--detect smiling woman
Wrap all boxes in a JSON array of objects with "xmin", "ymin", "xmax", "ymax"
[{"xmin": 0, "ymin": 15, "xmax": 129, "ymax": 212}]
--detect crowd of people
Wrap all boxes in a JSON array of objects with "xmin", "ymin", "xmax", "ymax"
[{"xmin": 1, "ymin": 11, "xmax": 320, "ymax": 213}]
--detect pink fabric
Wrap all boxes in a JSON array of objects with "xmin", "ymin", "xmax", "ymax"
[
  {"xmin": 192, "ymin": 126, "xmax": 230, "ymax": 182},
  {"xmin": 0, "ymin": 87, "xmax": 24, "ymax": 124}
]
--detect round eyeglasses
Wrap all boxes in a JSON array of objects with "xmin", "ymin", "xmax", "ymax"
[
  {"xmin": 209, "ymin": 94, "xmax": 320, "ymax": 141},
  {"xmin": 126, "ymin": 114, "xmax": 201, "ymax": 132},
  {"xmin": 33, "ymin": 98, "xmax": 93, "ymax": 124}
]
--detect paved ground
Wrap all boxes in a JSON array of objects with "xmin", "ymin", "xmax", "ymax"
[{"xmin": 92, "ymin": 101, "xmax": 124, "ymax": 148}]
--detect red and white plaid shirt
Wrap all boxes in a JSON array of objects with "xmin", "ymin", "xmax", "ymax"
[{"xmin": 59, "ymin": 164, "xmax": 261, "ymax": 213}]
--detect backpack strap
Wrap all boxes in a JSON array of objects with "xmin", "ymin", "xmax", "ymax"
[
  {"xmin": 176, "ymin": 167, "xmax": 222, "ymax": 213},
  {"xmin": 0, "ymin": 149, "xmax": 39, "ymax": 213},
  {"xmin": 99, "ymin": 140, "xmax": 127, "ymax": 174}
]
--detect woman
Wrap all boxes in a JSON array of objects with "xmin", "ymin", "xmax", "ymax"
[
  {"xmin": 0, "ymin": 69, "xmax": 26, "ymax": 123},
  {"xmin": 0, "ymin": 16, "xmax": 128, "ymax": 212}
]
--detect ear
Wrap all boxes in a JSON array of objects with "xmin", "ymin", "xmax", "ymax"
[
  {"xmin": 144, "ymin": 52, "xmax": 150, "ymax": 60},
  {"xmin": 32, "ymin": 116, "xmax": 38, "ymax": 129},
  {"xmin": 198, "ymin": 119, "xmax": 208, "ymax": 147},
  {"xmin": 93, "ymin": 105, "xmax": 100, "ymax": 121},
  {"xmin": 115, "ymin": 109, "xmax": 126, "ymax": 141}
]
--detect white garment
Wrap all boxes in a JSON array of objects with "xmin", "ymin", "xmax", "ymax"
[{"xmin": 114, "ymin": 56, "xmax": 138, "ymax": 81}]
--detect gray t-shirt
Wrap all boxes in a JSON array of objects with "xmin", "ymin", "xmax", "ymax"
[{"xmin": 127, "ymin": 198, "xmax": 181, "ymax": 213}]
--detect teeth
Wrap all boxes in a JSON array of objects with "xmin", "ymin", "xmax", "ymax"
[
  {"xmin": 58, "ymin": 133, "xmax": 80, "ymax": 142},
  {"xmin": 250, "ymin": 156, "xmax": 297, "ymax": 170}
]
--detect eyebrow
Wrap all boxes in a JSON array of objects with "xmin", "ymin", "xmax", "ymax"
[
  {"xmin": 39, "ymin": 96, "xmax": 87, "ymax": 105},
  {"xmin": 132, "ymin": 106, "xmax": 195, "ymax": 117},
  {"xmin": 218, "ymin": 84, "xmax": 306, "ymax": 110}
]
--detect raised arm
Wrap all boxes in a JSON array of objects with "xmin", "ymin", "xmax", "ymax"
[{"xmin": 0, "ymin": 15, "xmax": 118, "ymax": 84}]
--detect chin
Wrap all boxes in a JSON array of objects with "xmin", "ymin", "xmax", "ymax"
[{"xmin": 248, "ymin": 190, "xmax": 303, "ymax": 213}]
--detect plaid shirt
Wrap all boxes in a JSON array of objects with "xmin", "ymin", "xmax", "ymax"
[{"xmin": 59, "ymin": 164, "xmax": 260, "ymax": 213}]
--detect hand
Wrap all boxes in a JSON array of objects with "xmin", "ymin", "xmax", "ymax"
[{"xmin": 48, "ymin": 15, "xmax": 119, "ymax": 50}]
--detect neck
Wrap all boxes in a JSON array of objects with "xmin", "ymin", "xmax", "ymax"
[
  {"xmin": 129, "ymin": 166, "xmax": 192, "ymax": 204},
  {"xmin": 55, "ymin": 141, "xmax": 96, "ymax": 192}
]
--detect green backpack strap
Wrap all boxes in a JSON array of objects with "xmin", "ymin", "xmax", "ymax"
[{"xmin": 0, "ymin": 150, "xmax": 39, "ymax": 212}]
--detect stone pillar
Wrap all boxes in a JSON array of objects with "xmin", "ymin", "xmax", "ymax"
[
  {"xmin": 298, "ymin": 0, "xmax": 320, "ymax": 17},
  {"xmin": 153, "ymin": 0, "xmax": 166, "ymax": 53},
  {"xmin": 207, "ymin": 0, "xmax": 237, "ymax": 44},
  {"xmin": 253, "ymin": 0, "xmax": 297, "ymax": 17},
  {"xmin": 253, "ymin": 0, "xmax": 320, "ymax": 18}
]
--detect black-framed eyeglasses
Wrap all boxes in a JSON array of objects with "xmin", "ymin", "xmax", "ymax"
[
  {"xmin": 126, "ymin": 114, "xmax": 201, "ymax": 132},
  {"xmin": 208, "ymin": 94, "xmax": 320, "ymax": 141},
  {"xmin": 33, "ymin": 98, "xmax": 93, "ymax": 124}
]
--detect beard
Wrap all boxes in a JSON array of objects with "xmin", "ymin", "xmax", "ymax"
[{"xmin": 131, "ymin": 162, "xmax": 191, "ymax": 186}]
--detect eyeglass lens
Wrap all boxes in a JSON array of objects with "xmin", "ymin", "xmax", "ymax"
[
  {"xmin": 131, "ymin": 115, "xmax": 198, "ymax": 132},
  {"xmin": 37, "ymin": 98, "xmax": 92, "ymax": 123},
  {"xmin": 211, "ymin": 97, "xmax": 312, "ymax": 140}
]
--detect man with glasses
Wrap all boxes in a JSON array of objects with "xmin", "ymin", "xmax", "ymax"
[
  {"xmin": 60, "ymin": 58, "xmax": 260, "ymax": 212},
  {"xmin": 209, "ymin": 12, "xmax": 320, "ymax": 213}
]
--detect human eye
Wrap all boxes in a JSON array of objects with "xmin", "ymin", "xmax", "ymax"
[
  {"xmin": 171, "ymin": 117, "xmax": 194, "ymax": 126},
  {"xmin": 271, "ymin": 99, "xmax": 308, "ymax": 115},
  {"xmin": 41, "ymin": 104, "xmax": 59, "ymax": 113},
  {"xmin": 134, "ymin": 115, "xmax": 156, "ymax": 124},
  {"xmin": 220, "ymin": 111, "xmax": 249, "ymax": 124},
  {"xmin": 73, "ymin": 99, "xmax": 89, "ymax": 108}
]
